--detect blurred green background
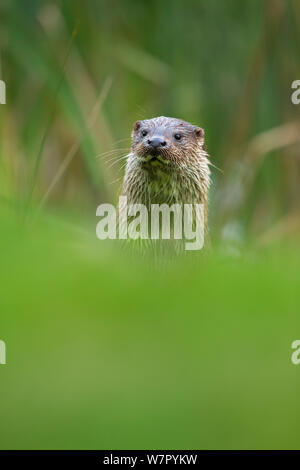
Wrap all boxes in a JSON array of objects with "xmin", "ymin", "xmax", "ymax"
[{"xmin": 0, "ymin": 0, "xmax": 300, "ymax": 450}]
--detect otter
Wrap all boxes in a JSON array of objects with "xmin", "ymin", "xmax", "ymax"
[{"xmin": 121, "ymin": 116, "xmax": 211, "ymax": 247}]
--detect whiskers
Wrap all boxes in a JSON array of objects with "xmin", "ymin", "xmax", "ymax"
[
  {"xmin": 207, "ymin": 159, "xmax": 223, "ymax": 174},
  {"xmin": 95, "ymin": 147, "xmax": 130, "ymax": 160},
  {"xmin": 94, "ymin": 146, "xmax": 132, "ymax": 172},
  {"xmin": 106, "ymin": 154, "xmax": 129, "ymax": 169},
  {"xmin": 93, "ymin": 141, "xmax": 132, "ymax": 187}
]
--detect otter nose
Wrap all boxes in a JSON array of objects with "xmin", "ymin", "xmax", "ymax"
[{"xmin": 147, "ymin": 137, "xmax": 167, "ymax": 148}]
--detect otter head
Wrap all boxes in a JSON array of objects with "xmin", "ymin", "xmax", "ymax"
[{"xmin": 131, "ymin": 116, "xmax": 205, "ymax": 169}]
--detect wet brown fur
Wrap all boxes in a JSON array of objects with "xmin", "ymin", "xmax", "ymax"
[{"xmin": 121, "ymin": 116, "xmax": 211, "ymax": 239}]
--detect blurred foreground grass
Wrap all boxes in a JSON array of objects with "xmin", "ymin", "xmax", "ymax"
[
  {"xmin": 1, "ymin": 0, "xmax": 300, "ymax": 451},
  {"xmin": 0, "ymin": 204, "xmax": 300, "ymax": 450}
]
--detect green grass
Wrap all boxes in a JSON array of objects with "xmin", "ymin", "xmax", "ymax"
[
  {"xmin": 1, "ymin": 205, "xmax": 300, "ymax": 449},
  {"xmin": 0, "ymin": 0, "xmax": 300, "ymax": 450}
]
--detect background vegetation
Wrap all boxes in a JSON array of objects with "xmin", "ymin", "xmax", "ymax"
[{"xmin": 0, "ymin": 0, "xmax": 300, "ymax": 450}]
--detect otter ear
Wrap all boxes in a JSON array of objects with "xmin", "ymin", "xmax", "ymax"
[
  {"xmin": 133, "ymin": 120, "xmax": 142, "ymax": 132},
  {"xmin": 194, "ymin": 127, "xmax": 205, "ymax": 140}
]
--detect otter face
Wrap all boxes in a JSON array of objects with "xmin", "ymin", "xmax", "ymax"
[{"xmin": 131, "ymin": 116, "xmax": 205, "ymax": 168}]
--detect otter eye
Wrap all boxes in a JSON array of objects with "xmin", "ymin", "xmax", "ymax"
[
  {"xmin": 141, "ymin": 130, "xmax": 148, "ymax": 137},
  {"xmin": 174, "ymin": 133, "xmax": 181, "ymax": 141}
]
